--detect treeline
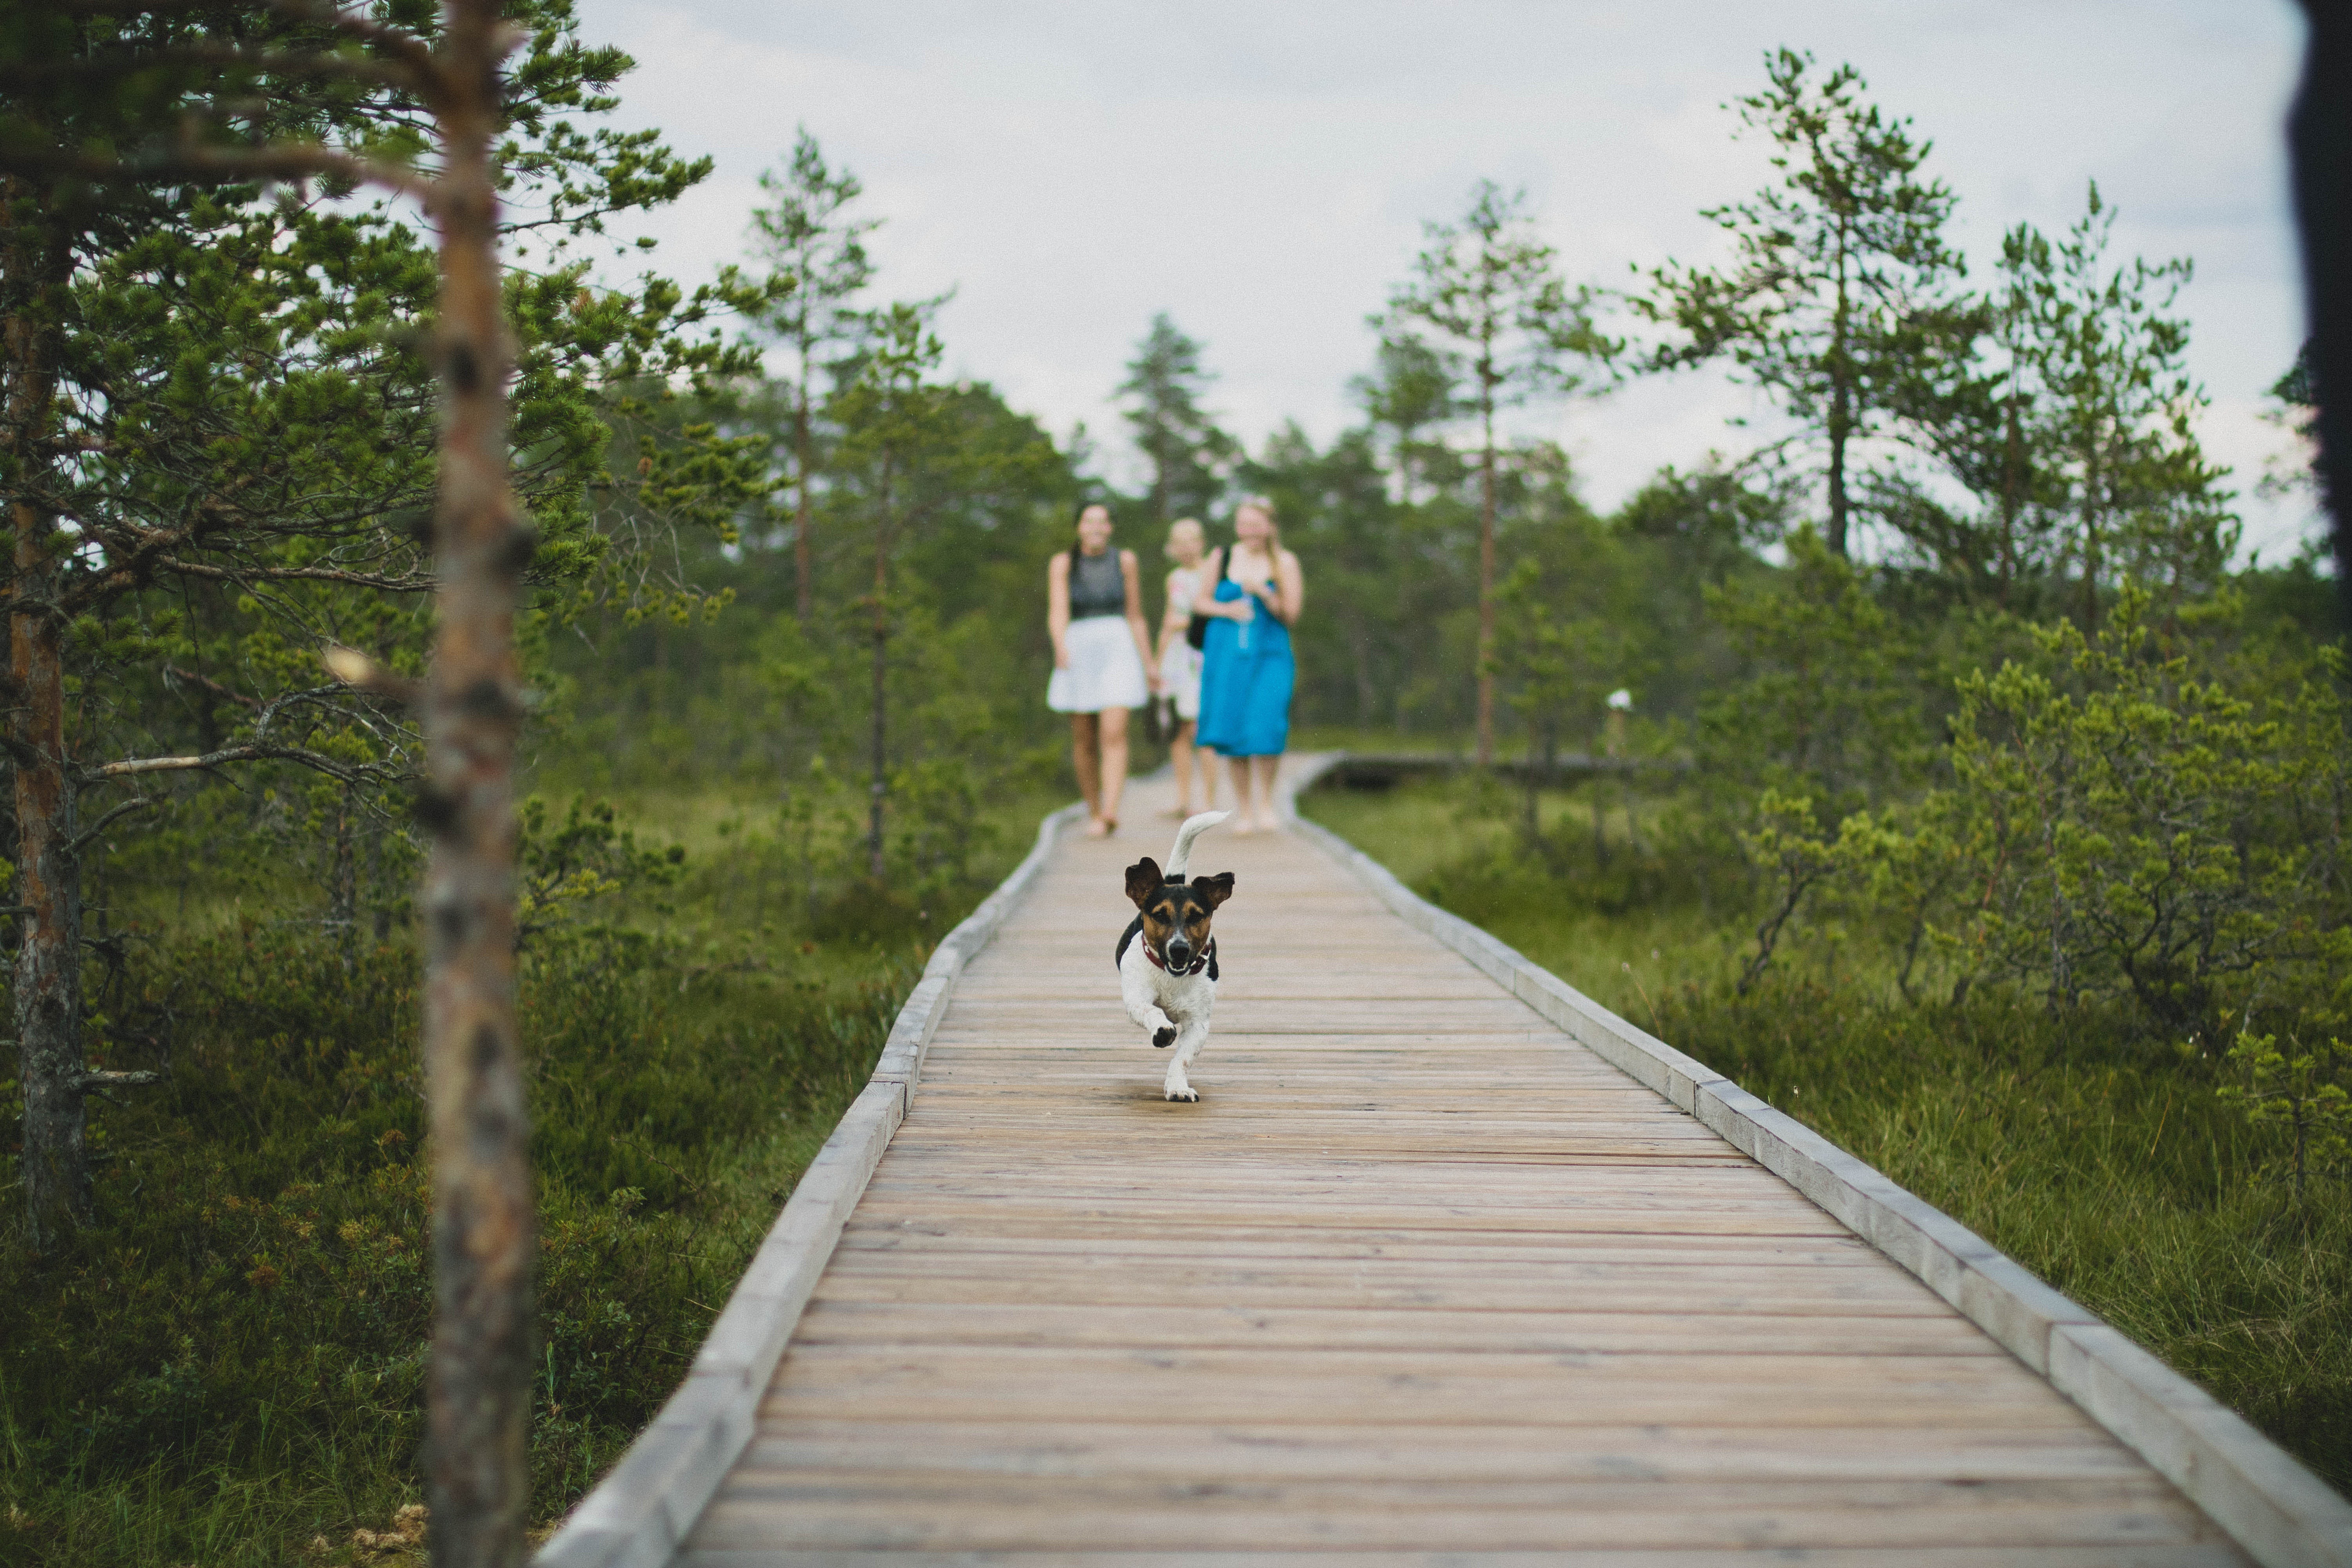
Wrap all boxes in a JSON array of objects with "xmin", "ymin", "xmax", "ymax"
[
  {"xmin": 575, "ymin": 39, "xmax": 2347, "ymax": 1121},
  {"xmin": 1127, "ymin": 53, "xmax": 2318, "ymax": 753}
]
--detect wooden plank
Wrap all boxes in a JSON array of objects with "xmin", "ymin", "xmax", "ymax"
[
  {"xmin": 689, "ymin": 1475, "xmax": 2216, "ymax": 1551},
  {"xmin": 816, "ymin": 1252, "xmax": 1948, "ymax": 1299},
  {"xmin": 730, "ymin": 1418, "xmax": 2147, "ymax": 1482},
  {"xmin": 788, "ymin": 1302, "xmax": 2005, "ymax": 1356},
  {"xmin": 831, "ymin": 1225, "xmax": 1888, "ymax": 1264},
  {"xmin": 684, "ymin": 1548, "xmax": 2241, "ymax": 1568}
]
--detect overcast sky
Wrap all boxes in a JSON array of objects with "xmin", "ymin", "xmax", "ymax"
[{"xmin": 566, "ymin": 0, "xmax": 2321, "ymax": 561}]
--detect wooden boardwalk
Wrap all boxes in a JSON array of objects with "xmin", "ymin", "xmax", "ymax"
[{"xmin": 681, "ymin": 772, "xmax": 2244, "ymax": 1565}]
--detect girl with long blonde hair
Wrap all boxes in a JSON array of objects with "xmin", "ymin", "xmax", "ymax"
[{"xmin": 1192, "ymin": 496, "xmax": 1303, "ymax": 833}]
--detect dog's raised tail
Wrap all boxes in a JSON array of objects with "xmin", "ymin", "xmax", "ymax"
[{"xmin": 1165, "ymin": 810, "xmax": 1230, "ymax": 879}]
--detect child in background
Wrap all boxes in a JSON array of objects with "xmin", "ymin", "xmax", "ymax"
[{"xmin": 1154, "ymin": 517, "xmax": 1216, "ymax": 816}]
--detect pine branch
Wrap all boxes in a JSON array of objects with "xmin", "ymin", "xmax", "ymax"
[
  {"xmin": 161, "ymin": 664, "xmax": 262, "ymax": 710},
  {"xmin": 322, "ymin": 645, "xmax": 421, "ymax": 705},
  {"xmin": 87, "ymin": 742, "xmax": 385, "ymax": 783},
  {"xmin": 47, "ymin": 0, "xmax": 446, "ymax": 86},
  {"xmin": 74, "ymin": 1069, "xmax": 161, "ymax": 1090},
  {"xmin": 254, "ymin": 0, "xmax": 449, "ymax": 84},
  {"xmin": 71, "ymin": 796, "xmax": 159, "ymax": 854},
  {"xmin": 0, "ymin": 45, "xmax": 420, "ymax": 96},
  {"xmin": 156, "ymin": 556, "xmax": 436, "ymax": 593},
  {"xmin": 0, "ymin": 135, "xmax": 435, "ymax": 208}
]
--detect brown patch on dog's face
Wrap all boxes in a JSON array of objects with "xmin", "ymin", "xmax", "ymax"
[{"xmin": 1123, "ymin": 862, "xmax": 1234, "ymax": 969}]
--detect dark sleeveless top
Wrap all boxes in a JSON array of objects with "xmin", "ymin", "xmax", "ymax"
[{"xmin": 1068, "ymin": 550, "xmax": 1125, "ymax": 619}]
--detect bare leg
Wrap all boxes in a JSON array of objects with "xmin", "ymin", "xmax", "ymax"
[
  {"xmin": 1072, "ymin": 712, "xmax": 1103, "ymax": 832},
  {"xmin": 1226, "ymin": 754, "xmax": 1256, "ymax": 833},
  {"xmin": 1252, "ymin": 755, "xmax": 1281, "ymax": 831},
  {"xmin": 1098, "ymin": 707, "xmax": 1131, "ymax": 831},
  {"xmin": 1169, "ymin": 719, "xmax": 1197, "ymax": 813}
]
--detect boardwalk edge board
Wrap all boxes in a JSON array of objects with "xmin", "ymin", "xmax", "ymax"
[
  {"xmin": 535, "ymin": 800, "xmax": 1091, "ymax": 1568},
  {"xmin": 1281, "ymin": 752, "xmax": 2352, "ymax": 1568}
]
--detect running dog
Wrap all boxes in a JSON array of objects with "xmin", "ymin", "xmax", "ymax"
[{"xmin": 1116, "ymin": 810, "xmax": 1234, "ymax": 1102}]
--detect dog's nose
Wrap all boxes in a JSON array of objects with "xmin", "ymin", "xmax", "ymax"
[{"xmin": 1166, "ymin": 938, "xmax": 1192, "ymax": 965}]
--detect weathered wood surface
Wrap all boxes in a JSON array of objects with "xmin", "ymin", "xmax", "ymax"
[{"xmin": 682, "ymin": 773, "xmax": 2242, "ymax": 1565}]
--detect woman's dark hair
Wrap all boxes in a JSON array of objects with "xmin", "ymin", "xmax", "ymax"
[{"xmin": 1069, "ymin": 502, "xmax": 1110, "ymax": 568}]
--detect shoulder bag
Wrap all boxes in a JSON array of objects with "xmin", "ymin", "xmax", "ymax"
[{"xmin": 1184, "ymin": 548, "xmax": 1219, "ymax": 650}]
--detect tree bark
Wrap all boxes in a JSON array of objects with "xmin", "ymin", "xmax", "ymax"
[
  {"xmin": 1998, "ymin": 390, "xmax": 2025, "ymax": 599},
  {"xmin": 1825, "ymin": 226, "xmax": 1853, "ymax": 558},
  {"xmin": 866, "ymin": 457, "xmax": 894, "ymax": 882},
  {"xmin": 3, "ymin": 187, "xmax": 86, "ymax": 1253},
  {"xmin": 1475, "ymin": 383, "xmax": 1497, "ymax": 767},
  {"xmin": 418, "ymin": 6, "xmax": 534, "ymax": 1564},
  {"xmin": 2290, "ymin": 0, "xmax": 2352, "ymax": 626},
  {"xmin": 2080, "ymin": 434, "xmax": 2104, "ymax": 632},
  {"xmin": 793, "ymin": 371, "xmax": 813, "ymax": 622}
]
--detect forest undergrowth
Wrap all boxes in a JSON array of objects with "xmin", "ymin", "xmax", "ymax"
[
  {"xmin": 1305, "ymin": 776, "xmax": 2352, "ymax": 1491},
  {"xmin": 0, "ymin": 760, "xmax": 1069, "ymax": 1568}
]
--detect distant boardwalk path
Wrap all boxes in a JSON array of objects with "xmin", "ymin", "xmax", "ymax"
[{"xmin": 674, "ymin": 768, "xmax": 2243, "ymax": 1566}]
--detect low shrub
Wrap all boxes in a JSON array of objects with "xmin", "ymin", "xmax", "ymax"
[{"xmin": 0, "ymin": 920, "xmax": 912, "ymax": 1566}]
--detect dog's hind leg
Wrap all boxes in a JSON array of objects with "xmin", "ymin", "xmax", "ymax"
[{"xmin": 1163, "ymin": 1014, "xmax": 1212, "ymax": 1102}]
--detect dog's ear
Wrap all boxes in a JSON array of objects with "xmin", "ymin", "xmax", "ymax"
[
  {"xmin": 1123, "ymin": 857, "xmax": 1164, "ymax": 907},
  {"xmin": 1196, "ymin": 871, "xmax": 1235, "ymax": 909}
]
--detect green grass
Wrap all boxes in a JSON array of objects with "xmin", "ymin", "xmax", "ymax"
[
  {"xmin": 1304, "ymin": 777, "xmax": 2352, "ymax": 1492},
  {"xmin": 0, "ymin": 786, "xmax": 1074, "ymax": 1567}
]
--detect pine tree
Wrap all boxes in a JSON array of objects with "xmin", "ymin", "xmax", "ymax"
[
  {"xmin": 1351, "ymin": 333, "xmax": 1458, "ymax": 505},
  {"xmin": 1380, "ymin": 180, "xmax": 1611, "ymax": 765},
  {"xmin": 1993, "ymin": 185, "xmax": 2234, "ymax": 619},
  {"xmin": 0, "ymin": 4, "xmax": 750, "ymax": 1558},
  {"xmin": 1880, "ymin": 187, "xmax": 2235, "ymax": 616},
  {"xmin": 1118, "ymin": 312, "xmax": 1236, "ymax": 523},
  {"xmin": 1639, "ymin": 50, "xmax": 1974, "ymax": 559},
  {"xmin": 739, "ymin": 129, "xmax": 877, "ymax": 621},
  {"xmin": 828, "ymin": 304, "xmax": 1062, "ymax": 881}
]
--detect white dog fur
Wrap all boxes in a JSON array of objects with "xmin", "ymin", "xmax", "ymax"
[{"xmin": 1117, "ymin": 809, "xmax": 1230, "ymax": 1102}]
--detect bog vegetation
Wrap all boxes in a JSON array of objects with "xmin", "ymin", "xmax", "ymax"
[{"xmin": 0, "ymin": 12, "xmax": 2340, "ymax": 1564}]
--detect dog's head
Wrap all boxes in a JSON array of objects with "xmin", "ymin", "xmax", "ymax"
[{"xmin": 1124, "ymin": 856, "xmax": 1234, "ymax": 972}]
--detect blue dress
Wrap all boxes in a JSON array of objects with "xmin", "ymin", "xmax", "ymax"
[{"xmin": 1196, "ymin": 577, "xmax": 1293, "ymax": 758}]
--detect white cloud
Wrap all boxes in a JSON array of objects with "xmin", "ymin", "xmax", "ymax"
[{"xmin": 567, "ymin": 0, "xmax": 2321, "ymax": 557}]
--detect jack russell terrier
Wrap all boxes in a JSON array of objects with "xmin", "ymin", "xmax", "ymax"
[{"xmin": 1115, "ymin": 810, "xmax": 1234, "ymax": 1102}]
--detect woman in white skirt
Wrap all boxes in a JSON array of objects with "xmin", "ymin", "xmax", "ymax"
[
  {"xmin": 1047, "ymin": 504, "xmax": 1158, "ymax": 837},
  {"xmin": 1153, "ymin": 517, "xmax": 1217, "ymax": 817}
]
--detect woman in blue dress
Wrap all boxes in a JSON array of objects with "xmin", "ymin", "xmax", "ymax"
[{"xmin": 1192, "ymin": 496, "xmax": 1304, "ymax": 834}]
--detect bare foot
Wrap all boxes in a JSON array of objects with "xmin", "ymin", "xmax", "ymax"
[
  {"xmin": 1255, "ymin": 814, "xmax": 1279, "ymax": 833},
  {"xmin": 1230, "ymin": 821, "xmax": 1256, "ymax": 838},
  {"xmin": 1161, "ymin": 804, "xmax": 1190, "ymax": 818},
  {"xmin": 1083, "ymin": 818, "xmax": 1110, "ymax": 839},
  {"xmin": 1102, "ymin": 817, "xmax": 1118, "ymax": 836}
]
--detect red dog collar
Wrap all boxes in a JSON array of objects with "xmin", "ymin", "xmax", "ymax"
[{"xmin": 1143, "ymin": 936, "xmax": 1215, "ymax": 977}]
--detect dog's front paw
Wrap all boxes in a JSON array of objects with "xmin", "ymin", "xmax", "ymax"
[
  {"xmin": 1152, "ymin": 1025, "xmax": 1177, "ymax": 1048},
  {"xmin": 1164, "ymin": 1080, "xmax": 1199, "ymax": 1103}
]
